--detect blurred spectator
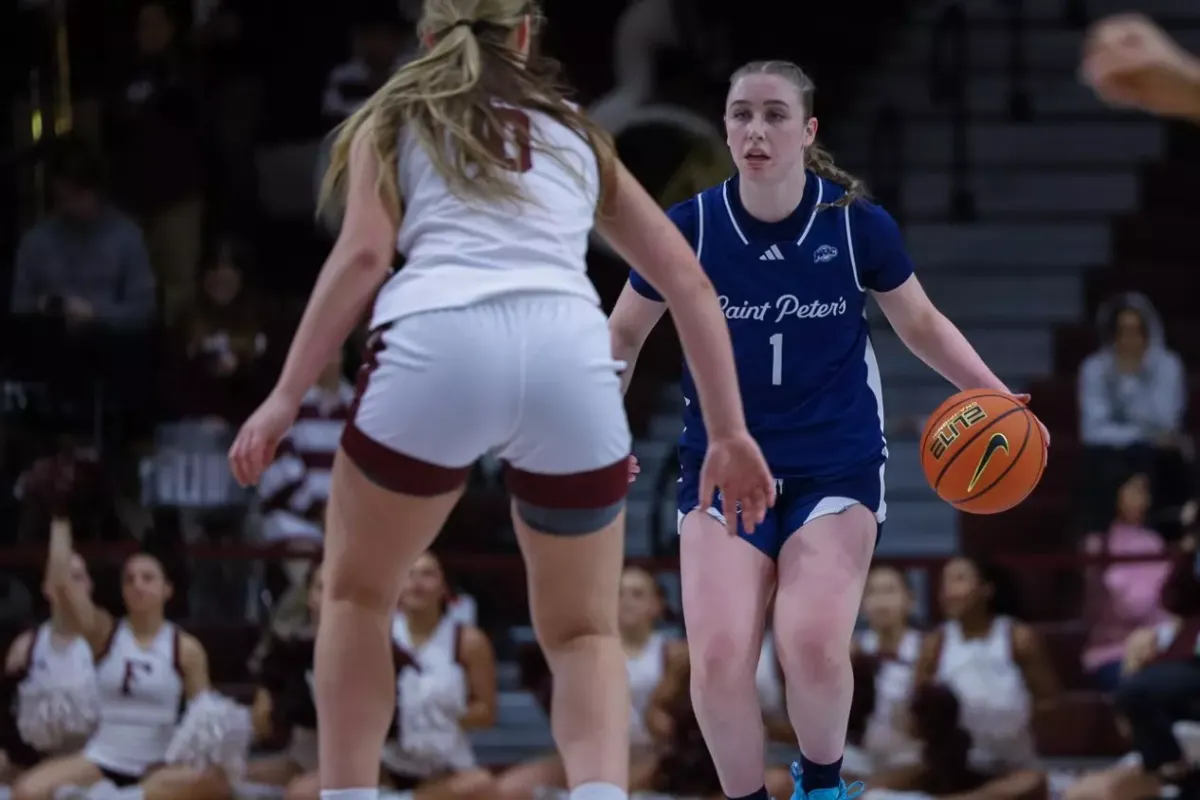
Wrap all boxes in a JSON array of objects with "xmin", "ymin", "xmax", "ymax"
[
  {"xmin": 195, "ymin": 0, "xmax": 265, "ymax": 234},
  {"xmin": 321, "ymin": 13, "xmax": 413, "ymax": 121},
  {"xmin": 170, "ymin": 239, "xmax": 271, "ymax": 423},
  {"xmin": 10, "ymin": 137, "xmax": 156, "ymax": 331},
  {"xmin": 257, "ymin": 349, "xmax": 354, "ymax": 546},
  {"xmin": 1081, "ymin": 472, "xmax": 1172, "ymax": 692},
  {"xmin": 106, "ymin": 0, "xmax": 205, "ymax": 326},
  {"xmin": 1078, "ymin": 293, "xmax": 1188, "ymax": 529},
  {"xmin": 1112, "ymin": 541, "xmax": 1200, "ymax": 796}
]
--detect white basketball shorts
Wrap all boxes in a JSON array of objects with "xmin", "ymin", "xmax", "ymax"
[{"xmin": 342, "ymin": 293, "xmax": 631, "ymax": 509}]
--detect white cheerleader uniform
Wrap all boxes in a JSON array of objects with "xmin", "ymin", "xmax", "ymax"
[{"xmin": 627, "ymin": 632, "xmax": 669, "ymax": 750}]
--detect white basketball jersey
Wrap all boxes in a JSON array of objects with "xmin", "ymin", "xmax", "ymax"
[
  {"xmin": 626, "ymin": 632, "xmax": 668, "ymax": 748},
  {"xmin": 756, "ymin": 633, "xmax": 785, "ymax": 717},
  {"xmin": 84, "ymin": 620, "xmax": 184, "ymax": 776},
  {"xmin": 856, "ymin": 628, "xmax": 922, "ymax": 768},
  {"xmin": 371, "ymin": 107, "xmax": 602, "ymax": 328},
  {"xmin": 936, "ymin": 617, "xmax": 1035, "ymax": 772},
  {"xmin": 385, "ymin": 613, "xmax": 476, "ymax": 775},
  {"xmin": 25, "ymin": 623, "xmax": 94, "ymax": 684}
]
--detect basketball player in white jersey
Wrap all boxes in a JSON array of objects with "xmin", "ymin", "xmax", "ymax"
[
  {"xmin": 381, "ymin": 551, "xmax": 496, "ymax": 799},
  {"xmin": 498, "ymin": 566, "xmax": 687, "ymax": 799},
  {"xmin": 226, "ymin": 2, "xmax": 774, "ymax": 800},
  {"xmin": 12, "ymin": 521, "xmax": 223, "ymax": 800},
  {"xmin": 1082, "ymin": 14, "xmax": 1200, "ymax": 121},
  {"xmin": 2, "ymin": 553, "xmax": 96, "ymax": 780}
]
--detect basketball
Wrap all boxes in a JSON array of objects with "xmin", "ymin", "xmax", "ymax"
[{"xmin": 920, "ymin": 390, "xmax": 1047, "ymax": 515}]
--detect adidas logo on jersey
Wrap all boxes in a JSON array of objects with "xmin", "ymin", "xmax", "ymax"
[{"xmin": 759, "ymin": 245, "xmax": 785, "ymax": 261}]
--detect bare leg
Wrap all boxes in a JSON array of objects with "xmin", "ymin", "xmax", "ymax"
[
  {"xmin": 316, "ymin": 452, "xmax": 464, "ymax": 791},
  {"xmin": 680, "ymin": 511, "xmax": 775, "ymax": 797}
]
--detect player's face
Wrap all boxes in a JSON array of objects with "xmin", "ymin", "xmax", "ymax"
[
  {"xmin": 725, "ymin": 74, "xmax": 816, "ymax": 181},
  {"xmin": 862, "ymin": 567, "xmax": 911, "ymax": 632},
  {"xmin": 307, "ymin": 564, "xmax": 325, "ymax": 625},
  {"xmin": 399, "ymin": 553, "xmax": 446, "ymax": 613},
  {"xmin": 938, "ymin": 557, "xmax": 987, "ymax": 619},
  {"xmin": 122, "ymin": 554, "xmax": 171, "ymax": 613},
  {"xmin": 618, "ymin": 568, "xmax": 662, "ymax": 632}
]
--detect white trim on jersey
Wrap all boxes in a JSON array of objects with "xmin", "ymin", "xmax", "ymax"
[
  {"xmin": 722, "ymin": 181, "xmax": 749, "ymax": 245},
  {"xmin": 759, "ymin": 244, "xmax": 785, "ymax": 261},
  {"xmin": 696, "ymin": 193, "xmax": 706, "ymax": 260},
  {"xmin": 795, "ymin": 178, "xmax": 824, "ymax": 247},
  {"xmin": 844, "ymin": 203, "xmax": 863, "ymax": 292}
]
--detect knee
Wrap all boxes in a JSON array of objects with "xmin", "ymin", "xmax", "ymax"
[
  {"xmin": 688, "ymin": 627, "xmax": 756, "ymax": 688},
  {"xmin": 775, "ymin": 621, "xmax": 850, "ymax": 685}
]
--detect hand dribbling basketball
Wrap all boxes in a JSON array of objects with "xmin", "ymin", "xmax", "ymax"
[
  {"xmin": 1082, "ymin": 14, "xmax": 1200, "ymax": 119},
  {"xmin": 699, "ymin": 430, "xmax": 776, "ymax": 536}
]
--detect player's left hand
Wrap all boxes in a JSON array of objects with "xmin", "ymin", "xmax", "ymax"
[
  {"xmin": 1013, "ymin": 394, "xmax": 1051, "ymax": 449},
  {"xmin": 627, "ymin": 454, "xmax": 641, "ymax": 483},
  {"xmin": 1081, "ymin": 14, "xmax": 1200, "ymax": 119},
  {"xmin": 229, "ymin": 389, "xmax": 300, "ymax": 486}
]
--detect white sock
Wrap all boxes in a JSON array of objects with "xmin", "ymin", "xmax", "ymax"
[
  {"xmin": 568, "ymin": 782, "xmax": 627, "ymax": 800},
  {"xmin": 320, "ymin": 790, "xmax": 378, "ymax": 800},
  {"xmin": 377, "ymin": 792, "xmax": 414, "ymax": 800}
]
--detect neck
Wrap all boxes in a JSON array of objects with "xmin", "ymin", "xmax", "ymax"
[
  {"xmin": 406, "ymin": 608, "xmax": 443, "ymax": 636},
  {"xmin": 49, "ymin": 613, "xmax": 73, "ymax": 637},
  {"xmin": 873, "ymin": 624, "xmax": 906, "ymax": 651},
  {"xmin": 127, "ymin": 610, "xmax": 165, "ymax": 637},
  {"xmin": 621, "ymin": 626, "xmax": 653, "ymax": 649},
  {"xmin": 956, "ymin": 610, "xmax": 993, "ymax": 638},
  {"xmin": 738, "ymin": 169, "xmax": 806, "ymax": 223},
  {"xmin": 317, "ymin": 376, "xmax": 340, "ymax": 392}
]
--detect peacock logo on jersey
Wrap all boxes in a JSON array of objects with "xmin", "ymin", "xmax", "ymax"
[{"xmin": 718, "ymin": 294, "xmax": 848, "ymax": 323}]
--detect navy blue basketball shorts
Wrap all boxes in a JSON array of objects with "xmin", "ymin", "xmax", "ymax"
[{"xmin": 677, "ymin": 459, "xmax": 886, "ymax": 560}]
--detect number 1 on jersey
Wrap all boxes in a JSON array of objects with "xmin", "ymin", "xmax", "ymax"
[{"xmin": 769, "ymin": 333, "xmax": 783, "ymax": 386}]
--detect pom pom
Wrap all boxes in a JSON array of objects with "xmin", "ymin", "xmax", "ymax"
[
  {"xmin": 164, "ymin": 691, "xmax": 253, "ymax": 778},
  {"xmin": 16, "ymin": 671, "xmax": 100, "ymax": 753}
]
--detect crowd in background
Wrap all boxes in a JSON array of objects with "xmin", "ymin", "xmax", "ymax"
[{"xmin": 2, "ymin": 0, "xmax": 1200, "ymax": 799}]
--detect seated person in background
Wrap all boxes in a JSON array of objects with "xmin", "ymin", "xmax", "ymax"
[
  {"xmin": 913, "ymin": 556, "xmax": 1057, "ymax": 784},
  {"xmin": 844, "ymin": 565, "xmax": 924, "ymax": 779},
  {"xmin": 9, "ymin": 136, "xmax": 156, "ymax": 332},
  {"xmin": 1066, "ymin": 539, "xmax": 1200, "ymax": 800},
  {"xmin": 871, "ymin": 684, "xmax": 1049, "ymax": 800},
  {"xmin": 499, "ymin": 565, "xmax": 685, "ymax": 799},
  {"xmin": 1081, "ymin": 472, "xmax": 1172, "ymax": 691},
  {"xmin": 0, "ymin": 553, "xmax": 97, "ymax": 786},
  {"xmin": 381, "ymin": 552, "xmax": 496, "ymax": 800},
  {"xmin": 13, "ymin": 522, "xmax": 236, "ymax": 800},
  {"xmin": 1078, "ymin": 292, "xmax": 1188, "ymax": 530}
]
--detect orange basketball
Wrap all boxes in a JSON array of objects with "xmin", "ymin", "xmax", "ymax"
[{"xmin": 920, "ymin": 390, "xmax": 1047, "ymax": 515}]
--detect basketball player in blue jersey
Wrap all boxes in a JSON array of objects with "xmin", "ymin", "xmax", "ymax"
[{"xmin": 610, "ymin": 60, "xmax": 1046, "ymax": 800}]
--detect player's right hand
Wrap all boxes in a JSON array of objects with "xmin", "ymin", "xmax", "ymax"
[
  {"xmin": 229, "ymin": 389, "xmax": 300, "ymax": 487},
  {"xmin": 699, "ymin": 431, "xmax": 776, "ymax": 537},
  {"xmin": 1081, "ymin": 14, "xmax": 1200, "ymax": 119},
  {"xmin": 627, "ymin": 454, "xmax": 641, "ymax": 483}
]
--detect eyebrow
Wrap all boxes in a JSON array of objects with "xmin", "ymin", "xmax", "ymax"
[{"xmin": 728, "ymin": 99, "xmax": 792, "ymax": 109}]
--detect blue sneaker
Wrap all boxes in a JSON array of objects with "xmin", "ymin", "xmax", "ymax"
[{"xmin": 788, "ymin": 761, "xmax": 864, "ymax": 800}]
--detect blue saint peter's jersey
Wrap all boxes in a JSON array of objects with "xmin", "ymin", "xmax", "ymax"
[{"xmin": 629, "ymin": 172, "xmax": 915, "ymax": 483}]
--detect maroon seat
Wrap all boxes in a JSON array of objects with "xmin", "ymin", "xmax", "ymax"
[
  {"xmin": 1112, "ymin": 215, "xmax": 1200, "ymax": 264},
  {"xmin": 1140, "ymin": 161, "xmax": 1200, "ymax": 213},
  {"xmin": 959, "ymin": 493, "xmax": 1075, "ymax": 556},
  {"xmin": 187, "ymin": 624, "xmax": 263, "ymax": 684},
  {"xmin": 1035, "ymin": 691, "xmax": 1125, "ymax": 757},
  {"xmin": 1032, "ymin": 621, "xmax": 1090, "ymax": 691},
  {"xmin": 441, "ymin": 488, "xmax": 512, "ymax": 553}
]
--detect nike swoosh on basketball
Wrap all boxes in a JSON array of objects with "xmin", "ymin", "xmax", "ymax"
[{"xmin": 967, "ymin": 433, "xmax": 1010, "ymax": 492}]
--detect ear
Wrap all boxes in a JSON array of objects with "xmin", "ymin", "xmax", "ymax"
[
  {"xmin": 516, "ymin": 15, "xmax": 531, "ymax": 54},
  {"xmin": 805, "ymin": 116, "xmax": 819, "ymax": 147}
]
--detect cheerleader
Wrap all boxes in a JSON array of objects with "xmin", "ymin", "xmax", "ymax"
[
  {"xmin": 380, "ymin": 552, "xmax": 497, "ymax": 800},
  {"xmin": 13, "ymin": 521, "xmax": 231, "ymax": 800},
  {"xmin": 498, "ymin": 566, "xmax": 688, "ymax": 799},
  {"xmin": 845, "ymin": 565, "xmax": 923, "ymax": 778},
  {"xmin": 909, "ymin": 556, "xmax": 1055, "ymax": 792},
  {"xmin": 1, "ymin": 553, "xmax": 97, "ymax": 782}
]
